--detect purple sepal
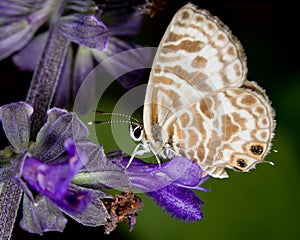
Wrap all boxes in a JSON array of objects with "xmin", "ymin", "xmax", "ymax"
[
  {"xmin": 12, "ymin": 32, "xmax": 48, "ymax": 71},
  {"xmin": 57, "ymin": 14, "xmax": 109, "ymax": 50},
  {"xmin": 34, "ymin": 107, "xmax": 89, "ymax": 162},
  {"xmin": 74, "ymin": 142, "xmax": 130, "ymax": 190},
  {"xmin": 20, "ymin": 195, "xmax": 67, "ymax": 235},
  {"xmin": 0, "ymin": 102, "xmax": 33, "ymax": 153}
]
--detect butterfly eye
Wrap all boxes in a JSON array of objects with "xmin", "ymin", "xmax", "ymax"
[
  {"xmin": 237, "ymin": 159, "xmax": 247, "ymax": 168},
  {"xmin": 134, "ymin": 126, "xmax": 142, "ymax": 138},
  {"xmin": 131, "ymin": 125, "xmax": 143, "ymax": 141},
  {"xmin": 250, "ymin": 144, "xmax": 264, "ymax": 155}
]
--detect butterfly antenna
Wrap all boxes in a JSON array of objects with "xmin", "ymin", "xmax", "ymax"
[
  {"xmin": 87, "ymin": 120, "xmax": 140, "ymax": 126},
  {"xmin": 94, "ymin": 110, "xmax": 140, "ymax": 123}
]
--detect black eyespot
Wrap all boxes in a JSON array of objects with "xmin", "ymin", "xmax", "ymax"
[
  {"xmin": 250, "ymin": 145, "xmax": 263, "ymax": 155},
  {"xmin": 133, "ymin": 126, "xmax": 142, "ymax": 139},
  {"xmin": 237, "ymin": 159, "xmax": 247, "ymax": 168}
]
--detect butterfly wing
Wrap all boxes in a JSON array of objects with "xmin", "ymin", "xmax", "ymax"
[
  {"xmin": 143, "ymin": 3, "xmax": 247, "ymax": 143},
  {"xmin": 160, "ymin": 82, "xmax": 275, "ymax": 178}
]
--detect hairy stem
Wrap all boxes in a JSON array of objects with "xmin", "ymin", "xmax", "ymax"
[
  {"xmin": 26, "ymin": 26, "xmax": 70, "ymax": 139},
  {"xmin": 0, "ymin": 181, "xmax": 22, "ymax": 240}
]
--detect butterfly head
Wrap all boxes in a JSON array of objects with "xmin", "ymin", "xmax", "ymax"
[{"xmin": 229, "ymin": 142, "xmax": 273, "ymax": 172}]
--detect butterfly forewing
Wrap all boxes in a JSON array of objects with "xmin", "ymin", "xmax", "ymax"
[
  {"xmin": 144, "ymin": 4, "xmax": 247, "ymax": 134},
  {"xmin": 141, "ymin": 3, "xmax": 275, "ymax": 178}
]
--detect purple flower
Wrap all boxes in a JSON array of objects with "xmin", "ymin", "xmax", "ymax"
[
  {"xmin": 0, "ymin": 102, "xmax": 122, "ymax": 234},
  {"xmin": 111, "ymin": 155, "xmax": 210, "ymax": 222},
  {"xmin": 22, "ymin": 139, "xmax": 90, "ymax": 213}
]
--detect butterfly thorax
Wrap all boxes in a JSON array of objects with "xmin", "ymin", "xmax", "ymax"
[{"xmin": 143, "ymin": 122, "xmax": 179, "ymax": 160}]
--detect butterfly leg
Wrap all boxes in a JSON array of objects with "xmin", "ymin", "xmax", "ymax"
[{"xmin": 126, "ymin": 143, "xmax": 161, "ymax": 169}]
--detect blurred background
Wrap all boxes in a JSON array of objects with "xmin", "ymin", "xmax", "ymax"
[{"xmin": 1, "ymin": 0, "xmax": 299, "ymax": 239}]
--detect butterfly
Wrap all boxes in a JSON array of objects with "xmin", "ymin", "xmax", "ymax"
[{"xmin": 129, "ymin": 3, "xmax": 275, "ymax": 178}]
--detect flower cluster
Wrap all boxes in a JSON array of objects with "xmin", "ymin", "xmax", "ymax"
[
  {"xmin": 0, "ymin": 103, "xmax": 114, "ymax": 234},
  {"xmin": 0, "ymin": 102, "xmax": 210, "ymax": 235}
]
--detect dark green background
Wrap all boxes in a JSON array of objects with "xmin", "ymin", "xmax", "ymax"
[{"xmin": 1, "ymin": 0, "xmax": 299, "ymax": 239}]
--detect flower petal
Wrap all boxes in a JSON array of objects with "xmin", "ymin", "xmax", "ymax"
[
  {"xmin": 0, "ymin": 0, "xmax": 52, "ymax": 60},
  {"xmin": 157, "ymin": 157, "xmax": 210, "ymax": 191},
  {"xmin": 52, "ymin": 46, "xmax": 72, "ymax": 108},
  {"xmin": 22, "ymin": 139, "xmax": 86, "ymax": 203},
  {"xmin": 111, "ymin": 156, "xmax": 164, "ymax": 192},
  {"xmin": 34, "ymin": 108, "xmax": 89, "ymax": 162},
  {"xmin": 147, "ymin": 184, "xmax": 204, "ymax": 222},
  {"xmin": 0, "ymin": 19, "xmax": 34, "ymax": 60},
  {"xmin": 62, "ymin": 186, "xmax": 109, "ymax": 227},
  {"xmin": 57, "ymin": 14, "xmax": 109, "ymax": 50},
  {"xmin": 22, "ymin": 157, "xmax": 76, "ymax": 200},
  {"xmin": 12, "ymin": 32, "xmax": 48, "ymax": 71},
  {"xmin": 0, "ymin": 102, "xmax": 32, "ymax": 153},
  {"xmin": 91, "ymin": 37, "xmax": 152, "ymax": 89},
  {"xmin": 52, "ymin": 187, "xmax": 90, "ymax": 213},
  {"xmin": 112, "ymin": 156, "xmax": 209, "ymax": 192},
  {"xmin": 72, "ymin": 46, "xmax": 95, "ymax": 103},
  {"xmin": 20, "ymin": 194, "xmax": 67, "ymax": 235}
]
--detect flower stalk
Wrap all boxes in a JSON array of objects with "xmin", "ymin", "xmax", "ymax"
[
  {"xmin": 0, "ymin": 180, "xmax": 22, "ymax": 239},
  {"xmin": 26, "ymin": 26, "xmax": 70, "ymax": 139}
]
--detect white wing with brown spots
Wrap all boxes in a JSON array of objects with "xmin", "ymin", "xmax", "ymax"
[
  {"xmin": 143, "ymin": 3, "xmax": 247, "ymax": 136},
  {"xmin": 134, "ymin": 3, "xmax": 275, "ymax": 178}
]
